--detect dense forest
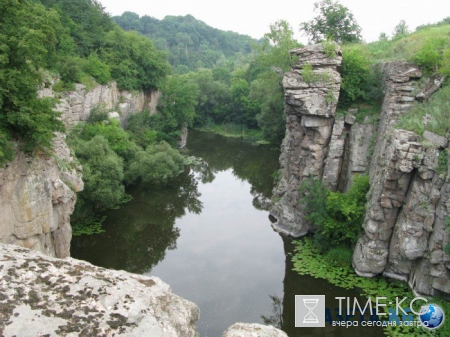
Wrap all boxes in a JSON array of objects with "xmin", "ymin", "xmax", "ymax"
[
  {"xmin": 1, "ymin": 0, "xmax": 449, "ymax": 233},
  {"xmin": 113, "ymin": 12, "xmax": 259, "ymax": 72}
]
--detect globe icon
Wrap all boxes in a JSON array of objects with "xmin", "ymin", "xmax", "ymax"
[{"xmin": 419, "ymin": 304, "xmax": 444, "ymax": 329}]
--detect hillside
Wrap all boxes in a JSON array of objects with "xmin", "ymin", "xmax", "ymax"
[{"xmin": 113, "ymin": 12, "xmax": 261, "ymax": 71}]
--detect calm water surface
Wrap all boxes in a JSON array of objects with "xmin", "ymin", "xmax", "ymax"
[{"xmin": 72, "ymin": 130, "xmax": 383, "ymax": 337}]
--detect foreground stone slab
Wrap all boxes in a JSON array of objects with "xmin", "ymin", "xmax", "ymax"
[
  {"xmin": 222, "ymin": 323, "xmax": 288, "ymax": 337},
  {"xmin": 0, "ymin": 243, "xmax": 199, "ymax": 337}
]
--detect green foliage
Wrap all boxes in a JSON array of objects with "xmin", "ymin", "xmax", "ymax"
[
  {"xmin": 364, "ymin": 24, "xmax": 450, "ymax": 65},
  {"xmin": 412, "ymin": 37, "xmax": 449, "ymax": 74},
  {"xmin": 71, "ymin": 135, "xmax": 127, "ymax": 210},
  {"xmin": 393, "ymin": 20, "xmax": 410, "ymax": 38},
  {"xmin": 397, "ymin": 84, "xmax": 450, "ymax": 137},
  {"xmin": 321, "ymin": 39, "xmax": 338, "ymax": 58},
  {"xmin": 323, "ymin": 246, "xmax": 353, "ymax": 267},
  {"xmin": 86, "ymin": 104, "xmax": 109, "ymax": 124},
  {"xmin": 126, "ymin": 110, "xmax": 159, "ymax": 148},
  {"xmin": 0, "ymin": 129, "xmax": 15, "ymax": 167},
  {"xmin": 299, "ymin": 175, "xmax": 369, "ymax": 250},
  {"xmin": 125, "ymin": 141, "xmax": 185, "ymax": 184},
  {"xmin": 197, "ymin": 121, "xmax": 263, "ymax": 141},
  {"xmin": 39, "ymin": 0, "xmax": 114, "ymax": 57},
  {"xmin": 445, "ymin": 218, "xmax": 450, "ymax": 256},
  {"xmin": 255, "ymin": 20, "xmax": 302, "ymax": 72},
  {"xmin": 301, "ymin": 63, "xmax": 331, "ymax": 84},
  {"xmin": 339, "ymin": 45, "xmax": 375, "ymax": 108},
  {"xmin": 113, "ymin": 12, "xmax": 258, "ymax": 72},
  {"xmin": 437, "ymin": 150, "xmax": 448, "ymax": 175},
  {"xmin": 72, "ymin": 215, "xmax": 106, "ymax": 236},
  {"xmin": 300, "ymin": 0, "xmax": 362, "ymax": 44},
  {"xmin": 292, "ymin": 238, "xmax": 437, "ymax": 337},
  {"xmin": 250, "ymin": 72, "xmax": 286, "ymax": 144},
  {"xmin": 100, "ymin": 28, "xmax": 171, "ymax": 91},
  {"xmin": 84, "ymin": 53, "xmax": 111, "ymax": 84},
  {"xmin": 0, "ymin": 0, "xmax": 65, "ymax": 155}
]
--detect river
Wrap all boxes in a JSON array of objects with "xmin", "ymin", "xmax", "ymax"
[{"xmin": 71, "ymin": 130, "xmax": 383, "ymax": 337}]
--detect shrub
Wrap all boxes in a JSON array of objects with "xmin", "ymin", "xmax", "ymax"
[
  {"xmin": 339, "ymin": 45, "xmax": 373, "ymax": 108},
  {"xmin": 70, "ymin": 135, "xmax": 127, "ymax": 212},
  {"xmin": 324, "ymin": 246, "xmax": 353, "ymax": 267},
  {"xmin": 86, "ymin": 104, "xmax": 109, "ymax": 124},
  {"xmin": 412, "ymin": 37, "xmax": 447, "ymax": 73},
  {"xmin": 299, "ymin": 174, "xmax": 369, "ymax": 250},
  {"xmin": 125, "ymin": 141, "xmax": 185, "ymax": 184}
]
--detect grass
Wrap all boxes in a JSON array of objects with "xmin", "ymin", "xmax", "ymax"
[
  {"xmin": 361, "ymin": 25, "xmax": 450, "ymax": 64},
  {"xmin": 397, "ymin": 84, "xmax": 450, "ymax": 137},
  {"xmin": 196, "ymin": 122, "xmax": 266, "ymax": 143}
]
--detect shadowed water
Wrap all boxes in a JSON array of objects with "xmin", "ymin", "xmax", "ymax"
[{"xmin": 72, "ymin": 130, "xmax": 383, "ymax": 337}]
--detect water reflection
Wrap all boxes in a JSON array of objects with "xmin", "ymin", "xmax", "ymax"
[
  {"xmin": 188, "ymin": 130, "xmax": 279, "ymax": 210},
  {"xmin": 71, "ymin": 171, "xmax": 203, "ymax": 274}
]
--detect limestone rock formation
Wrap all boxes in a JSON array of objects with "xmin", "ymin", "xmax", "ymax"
[
  {"xmin": 0, "ymin": 243, "xmax": 200, "ymax": 337},
  {"xmin": 271, "ymin": 44, "xmax": 343, "ymax": 236},
  {"xmin": 353, "ymin": 63, "xmax": 450, "ymax": 296},
  {"xmin": 222, "ymin": 323, "xmax": 288, "ymax": 337},
  {"xmin": 38, "ymin": 81, "xmax": 160, "ymax": 128},
  {"xmin": 0, "ymin": 134, "xmax": 83, "ymax": 258},
  {"xmin": 272, "ymin": 45, "xmax": 450, "ymax": 296}
]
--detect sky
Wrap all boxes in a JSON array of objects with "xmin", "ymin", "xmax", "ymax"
[{"xmin": 98, "ymin": 0, "xmax": 449, "ymax": 43}]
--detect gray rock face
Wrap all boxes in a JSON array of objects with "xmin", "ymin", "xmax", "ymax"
[
  {"xmin": 271, "ymin": 44, "xmax": 342, "ymax": 236},
  {"xmin": 274, "ymin": 51, "xmax": 450, "ymax": 296},
  {"xmin": 38, "ymin": 81, "xmax": 159, "ymax": 128},
  {"xmin": 349, "ymin": 62, "xmax": 450, "ymax": 296},
  {"xmin": 0, "ymin": 134, "xmax": 83, "ymax": 258},
  {"xmin": 178, "ymin": 123, "xmax": 189, "ymax": 148},
  {"xmin": 0, "ymin": 243, "xmax": 200, "ymax": 337},
  {"xmin": 222, "ymin": 323, "xmax": 287, "ymax": 337}
]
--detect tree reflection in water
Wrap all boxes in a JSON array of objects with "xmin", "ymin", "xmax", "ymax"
[
  {"xmin": 72, "ymin": 129, "xmax": 280, "ymax": 275},
  {"xmin": 71, "ymin": 171, "xmax": 203, "ymax": 274}
]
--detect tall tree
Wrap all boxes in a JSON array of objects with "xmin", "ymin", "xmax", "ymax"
[
  {"xmin": 300, "ymin": 0, "xmax": 362, "ymax": 44},
  {"xmin": 0, "ymin": 0, "xmax": 64, "ymax": 157}
]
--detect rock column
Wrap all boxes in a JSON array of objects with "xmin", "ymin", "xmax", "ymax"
[{"xmin": 271, "ymin": 44, "xmax": 342, "ymax": 236}]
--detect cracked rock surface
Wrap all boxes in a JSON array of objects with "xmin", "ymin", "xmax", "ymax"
[{"xmin": 0, "ymin": 243, "xmax": 199, "ymax": 337}]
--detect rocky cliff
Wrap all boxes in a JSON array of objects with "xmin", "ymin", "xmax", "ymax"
[
  {"xmin": 0, "ymin": 134, "xmax": 83, "ymax": 258},
  {"xmin": 0, "ymin": 81, "xmax": 156, "ymax": 258},
  {"xmin": 271, "ymin": 44, "xmax": 450, "ymax": 297},
  {"xmin": 0, "ymin": 244, "xmax": 288, "ymax": 337},
  {"xmin": 38, "ymin": 80, "xmax": 159, "ymax": 128},
  {"xmin": 0, "ymin": 243, "xmax": 200, "ymax": 337}
]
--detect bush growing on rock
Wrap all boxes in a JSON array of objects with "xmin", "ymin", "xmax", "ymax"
[{"xmin": 298, "ymin": 174, "xmax": 369, "ymax": 250}]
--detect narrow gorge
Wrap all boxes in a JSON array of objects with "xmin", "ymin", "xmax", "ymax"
[{"xmin": 271, "ymin": 44, "xmax": 450, "ymax": 298}]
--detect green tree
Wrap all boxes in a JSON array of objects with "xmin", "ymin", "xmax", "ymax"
[
  {"xmin": 125, "ymin": 141, "xmax": 185, "ymax": 184},
  {"xmin": 100, "ymin": 28, "xmax": 171, "ymax": 91},
  {"xmin": 71, "ymin": 135, "xmax": 127, "ymax": 214},
  {"xmin": 300, "ymin": 0, "xmax": 362, "ymax": 44},
  {"xmin": 393, "ymin": 20, "xmax": 410, "ymax": 37},
  {"xmin": 0, "ymin": 0, "xmax": 64, "ymax": 155},
  {"xmin": 256, "ymin": 20, "xmax": 301, "ymax": 72},
  {"xmin": 250, "ymin": 21, "xmax": 301, "ymax": 143},
  {"xmin": 299, "ymin": 175, "xmax": 369, "ymax": 250}
]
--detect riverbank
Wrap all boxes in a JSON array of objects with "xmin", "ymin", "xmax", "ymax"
[{"xmin": 195, "ymin": 122, "xmax": 269, "ymax": 144}]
